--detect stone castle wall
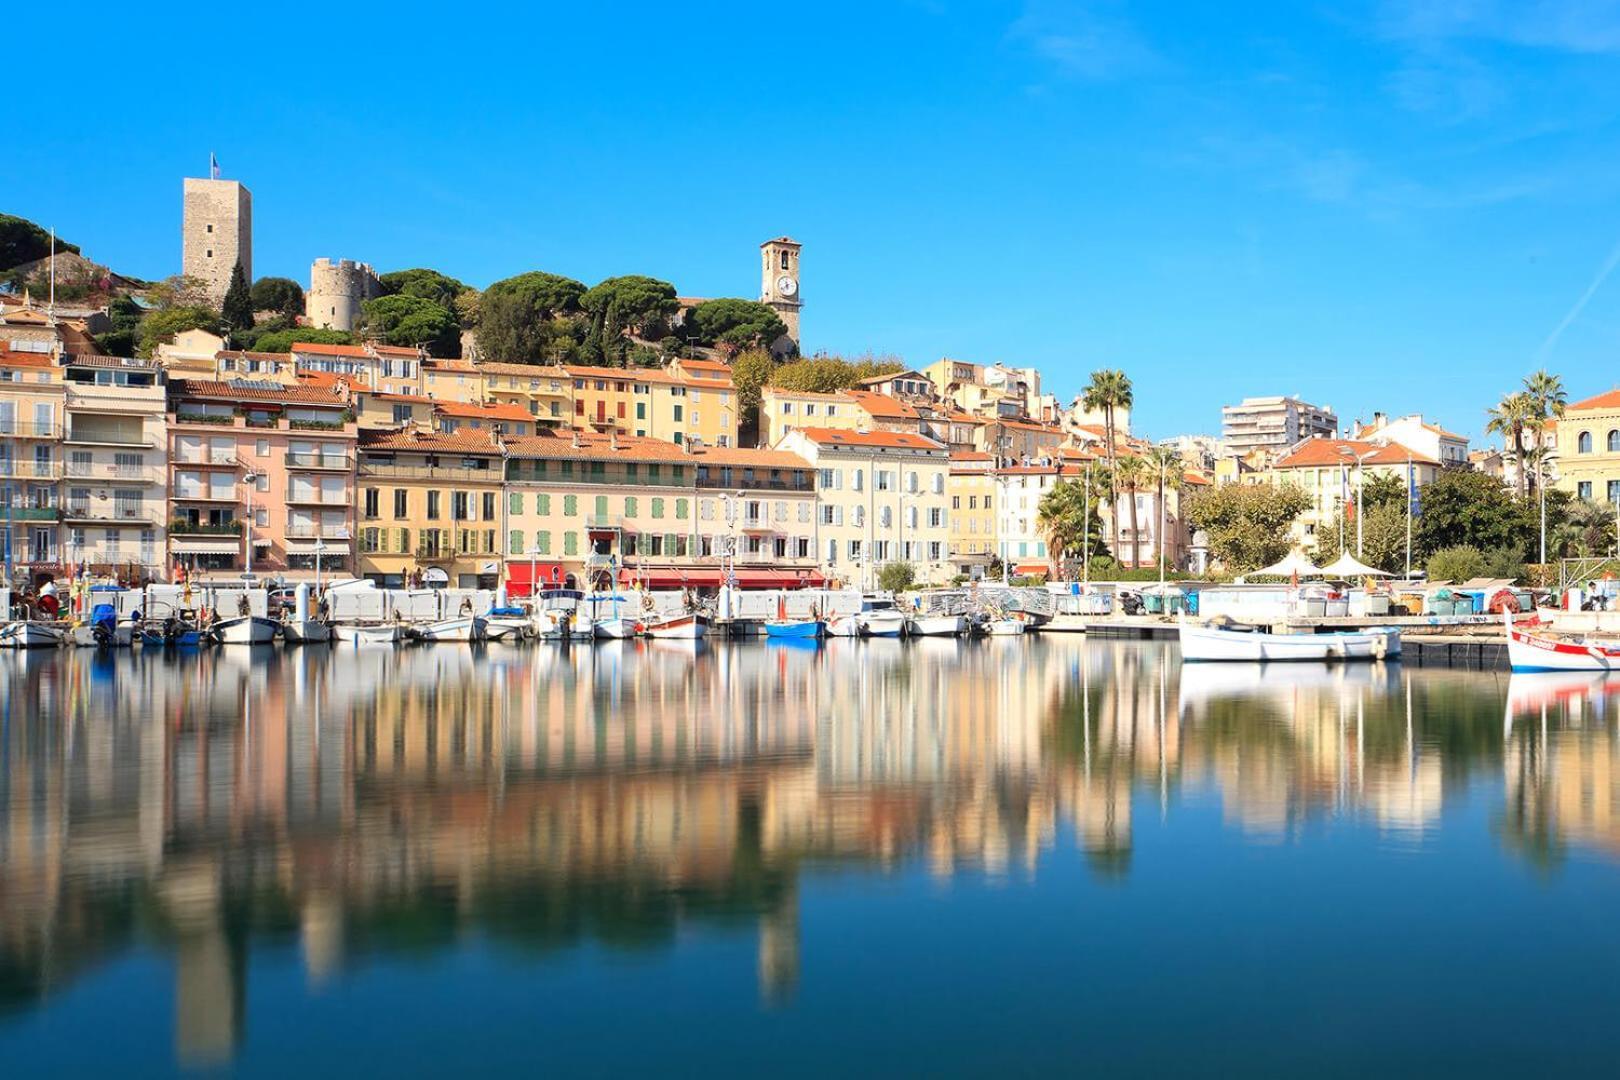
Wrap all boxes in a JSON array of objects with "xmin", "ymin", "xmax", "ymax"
[
  {"xmin": 306, "ymin": 258, "xmax": 383, "ymax": 331},
  {"xmin": 181, "ymin": 179, "xmax": 252, "ymax": 304}
]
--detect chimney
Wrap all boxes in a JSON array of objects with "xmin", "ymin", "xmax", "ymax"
[
  {"xmin": 610, "ymin": 430, "xmax": 618, "ymax": 451},
  {"xmin": 571, "ymin": 429, "xmax": 581, "ymax": 448}
]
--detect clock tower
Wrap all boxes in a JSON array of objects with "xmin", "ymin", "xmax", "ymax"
[{"xmin": 760, "ymin": 236, "xmax": 801, "ymax": 348}]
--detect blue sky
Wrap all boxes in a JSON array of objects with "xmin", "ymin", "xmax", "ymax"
[{"xmin": 10, "ymin": 1, "xmax": 1620, "ymax": 444}]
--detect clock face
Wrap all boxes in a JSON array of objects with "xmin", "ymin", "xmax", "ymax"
[{"xmin": 775, "ymin": 274, "xmax": 798, "ymax": 297}]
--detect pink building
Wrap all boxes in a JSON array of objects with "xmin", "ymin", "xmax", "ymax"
[{"xmin": 166, "ymin": 379, "xmax": 357, "ymax": 581}]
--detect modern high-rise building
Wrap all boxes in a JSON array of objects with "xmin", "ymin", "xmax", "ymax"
[
  {"xmin": 1221, "ymin": 395, "xmax": 1337, "ymax": 459},
  {"xmin": 181, "ymin": 176, "xmax": 253, "ymax": 304}
]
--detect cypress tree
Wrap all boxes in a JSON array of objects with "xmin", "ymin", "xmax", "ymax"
[{"xmin": 221, "ymin": 261, "xmax": 254, "ymax": 332}]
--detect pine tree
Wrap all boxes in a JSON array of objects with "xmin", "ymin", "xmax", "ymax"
[{"xmin": 221, "ymin": 261, "xmax": 254, "ymax": 332}]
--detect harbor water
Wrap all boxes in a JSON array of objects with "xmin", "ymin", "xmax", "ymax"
[{"xmin": 3, "ymin": 637, "xmax": 1620, "ymax": 1074}]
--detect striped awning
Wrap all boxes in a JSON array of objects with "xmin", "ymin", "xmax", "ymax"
[
  {"xmin": 287, "ymin": 540, "xmax": 350, "ymax": 554},
  {"xmin": 170, "ymin": 538, "xmax": 240, "ymax": 554}
]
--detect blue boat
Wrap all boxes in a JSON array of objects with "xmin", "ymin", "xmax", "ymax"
[{"xmin": 765, "ymin": 619, "xmax": 824, "ymax": 639}]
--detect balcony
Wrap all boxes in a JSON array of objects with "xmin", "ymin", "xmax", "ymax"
[
  {"xmin": 286, "ymin": 524, "xmax": 352, "ymax": 540},
  {"xmin": 171, "ymin": 488, "xmax": 239, "ymax": 504},
  {"xmin": 285, "ymin": 491, "xmax": 351, "ymax": 507},
  {"xmin": 65, "ymin": 462, "xmax": 165, "ymax": 483},
  {"xmin": 63, "ymin": 429, "xmax": 156, "ymax": 448},
  {"xmin": 172, "ymin": 452, "xmax": 240, "ymax": 467},
  {"xmin": 61, "ymin": 547, "xmax": 162, "ymax": 571},
  {"xmin": 62, "ymin": 502, "xmax": 163, "ymax": 525},
  {"xmin": 0, "ymin": 460, "xmax": 61, "ymax": 480},
  {"xmin": 169, "ymin": 519, "xmax": 243, "ymax": 536},
  {"xmin": 0, "ymin": 421, "xmax": 57, "ymax": 438},
  {"xmin": 359, "ymin": 462, "xmax": 498, "ymax": 482},
  {"xmin": 2, "ymin": 506, "xmax": 59, "ymax": 521},
  {"xmin": 586, "ymin": 514, "xmax": 625, "ymax": 530},
  {"xmin": 285, "ymin": 452, "xmax": 353, "ymax": 471}
]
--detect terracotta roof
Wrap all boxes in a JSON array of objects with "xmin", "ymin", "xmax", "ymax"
[
  {"xmin": 435, "ymin": 401, "xmax": 534, "ymax": 422},
  {"xmin": 996, "ymin": 464, "xmax": 1088, "ymax": 476},
  {"xmin": 296, "ymin": 370, "xmax": 363, "ymax": 390},
  {"xmin": 0, "ymin": 348, "xmax": 56, "ymax": 369},
  {"xmin": 993, "ymin": 418, "xmax": 1064, "ymax": 434},
  {"xmin": 792, "ymin": 427, "xmax": 947, "ymax": 451},
  {"xmin": 1183, "ymin": 472, "xmax": 1213, "ymax": 486},
  {"xmin": 1421, "ymin": 421, "xmax": 1467, "ymax": 440},
  {"xmin": 854, "ymin": 370, "xmax": 929, "ymax": 387},
  {"xmin": 950, "ymin": 451, "xmax": 994, "ymax": 462},
  {"xmin": 359, "ymin": 428, "xmax": 501, "ymax": 454},
  {"xmin": 374, "ymin": 344, "xmax": 425, "ymax": 358},
  {"xmin": 1568, "ymin": 389, "xmax": 1620, "ymax": 412},
  {"xmin": 684, "ymin": 445, "xmax": 813, "ymax": 469},
  {"xmin": 368, "ymin": 391, "xmax": 436, "ymax": 404},
  {"xmin": 423, "ymin": 358, "xmax": 476, "ymax": 371},
  {"xmin": 169, "ymin": 379, "xmax": 348, "ymax": 407},
  {"xmin": 563, "ymin": 364, "xmax": 679, "ymax": 385},
  {"xmin": 677, "ymin": 358, "xmax": 732, "ymax": 374},
  {"xmin": 476, "ymin": 362, "xmax": 568, "ymax": 377},
  {"xmin": 504, "ymin": 431, "xmax": 691, "ymax": 463},
  {"xmin": 1274, "ymin": 437, "xmax": 1439, "ymax": 469},
  {"xmin": 845, "ymin": 390, "xmax": 919, "ymax": 419},
  {"xmin": 291, "ymin": 342, "xmax": 369, "ymax": 358}
]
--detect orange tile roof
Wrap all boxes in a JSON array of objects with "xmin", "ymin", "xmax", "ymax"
[
  {"xmin": 1274, "ymin": 437, "xmax": 1439, "ymax": 469},
  {"xmin": 169, "ymin": 379, "xmax": 348, "ymax": 407},
  {"xmin": 792, "ymin": 427, "xmax": 946, "ymax": 451},
  {"xmin": 475, "ymin": 362, "xmax": 568, "ymax": 377},
  {"xmin": 504, "ymin": 431, "xmax": 692, "ymax": 463},
  {"xmin": 563, "ymin": 364, "xmax": 675, "ymax": 383},
  {"xmin": 424, "ymin": 357, "xmax": 476, "ymax": 371},
  {"xmin": 296, "ymin": 370, "xmax": 362, "ymax": 390},
  {"xmin": 950, "ymin": 451, "xmax": 994, "ymax": 462},
  {"xmin": 435, "ymin": 401, "xmax": 535, "ymax": 422},
  {"xmin": 291, "ymin": 341, "xmax": 369, "ymax": 358},
  {"xmin": 368, "ymin": 391, "xmax": 436, "ymax": 404},
  {"xmin": 1569, "ymin": 389, "xmax": 1620, "ymax": 411},
  {"xmin": 844, "ymin": 390, "xmax": 919, "ymax": 419},
  {"xmin": 0, "ymin": 348, "xmax": 56, "ymax": 369},
  {"xmin": 359, "ymin": 428, "xmax": 501, "ymax": 454},
  {"xmin": 374, "ymin": 344, "xmax": 426, "ymax": 358},
  {"xmin": 993, "ymin": 418, "xmax": 1064, "ymax": 434},
  {"xmin": 219, "ymin": 349, "xmax": 291, "ymax": 363},
  {"xmin": 1420, "ymin": 421, "xmax": 1467, "ymax": 440},
  {"xmin": 684, "ymin": 445, "xmax": 813, "ymax": 469},
  {"xmin": 995, "ymin": 464, "xmax": 1088, "ymax": 476},
  {"xmin": 677, "ymin": 357, "xmax": 732, "ymax": 374}
]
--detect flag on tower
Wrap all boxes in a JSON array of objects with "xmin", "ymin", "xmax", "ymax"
[{"xmin": 210, "ymin": 152, "xmax": 220, "ymax": 180}]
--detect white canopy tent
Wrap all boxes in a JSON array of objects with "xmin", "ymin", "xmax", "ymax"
[
  {"xmin": 1242, "ymin": 551, "xmax": 1324, "ymax": 581},
  {"xmin": 1320, "ymin": 552, "xmax": 1392, "ymax": 578}
]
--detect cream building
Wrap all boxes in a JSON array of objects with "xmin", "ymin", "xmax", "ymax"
[
  {"xmin": 1266, "ymin": 437, "xmax": 1440, "ymax": 553},
  {"xmin": 1556, "ymin": 390, "xmax": 1620, "ymax": 503},
  {"xmin": 479, "ymin": 362, "xmax": 572, "ymax": 428},
  {"xmin": 774, "ymin": 426, "xmax": 951, "ymax": 587},
  {"xmin": 1349, "ymin": 412, "xmax": 1470, "ymax": 468},
  {"xmin": 947, "ymin": 452, "xmax": 997, "ymax": 578},
  {"xmin": 0, "ymin": 346, "xmax": 66, "ymax": 581},
  {"xmin": 759, "ymin": 387, "xmax": 859, "ymax": 447},
  {"xmin": 563, "ymin": 364, "xmax": 737, "ymax": 448}
]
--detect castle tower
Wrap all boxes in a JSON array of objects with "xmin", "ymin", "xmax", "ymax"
[
  {"xmin": 181, "ymin": 176, "xmax": 253, "ymax": 305},
  {"xmin": 306, "ymin": 258, "xmax": 383, "ymax": 331},
  {"xmin": 759, "ymin": 237, "xmax": 801, "ymax": 347}
]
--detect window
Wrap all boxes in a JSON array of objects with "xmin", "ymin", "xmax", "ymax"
[
  {"xmin": 563, "ymin": 495, "xmax": 578, "ymax": 516},
  {"xmin": 651, "ymin": 498, "xmax": 665, "ymax": 519},
  {"xmin": 427, "ymin": 491, "xmax": 441, "ymax": 519},
  {"xmin": 928, "ymin": 508, "xmax": 943, "ymax": 528},
  {"xmin": 854, "ymin": 505, "xmax": 866, "ymax": 527},
  {"xmin": 1609, "ymin": 430, "xmax": 1620, "ymax": 453},
  {"xmin": 880, "ymin": 506, "xmax": 892, "ymax": 528},
  {"xmin": 509, "ymin": 492, "xmax": 524, "ymax": 515},
  {"xmin": 394, "ymin": 489, "xmax": 408, "ymax": 518},
  {"xmin": 1610, "ymin": 480, "xmax": 1620, "ymax": 505},
  {"xmin": 876, "ymin": 470, "xmax": 892, "ymax": 492},
  {"xmin": 676, "ymin": 499, "xmax": 689, "ymax": 520},
  {"xmin": 452, "ymin": 491, "xmax": 470, "ymax": 520},
  {"xmin": 364, "ymin": 488, "xmax": 379, "ymax": 519},
  {"xmin": 932, "ymin": 473, "xmax": 945, "ymax": 494},
  {"xmin": 1580, "ymin": 431, "xmax": 1594, "ymax": 453},
  {"xmin": 636, "ymin": 402, "xmax": 646, "ymax": 420},
  {"xmin": 783, "ymin": 402, "xmax": 794, "ymax": 415},
  {"xmin": 952, "ymin": 496, "xmax": 961, "ymax": 509},
  {"xmin": 509, "ymin": 530, "xmax": 525, "ymax": 555},
  {"xmin": 673, "ymin": 405, "xmax": 684, "ymax": 422},
  {"xmin": 564, "ymin": 531, "xmax": 579, "ymax": 555},
  {"xmin": 256, "ymin": 439, "xmax": 269, "ymax": 456}
]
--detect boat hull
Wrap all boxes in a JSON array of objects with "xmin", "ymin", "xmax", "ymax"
[
  {"xmin": 0, "ymin": 622, "xmax": 64, "ymax": 648},
  {"xmin": 1179, "ymin": 621, "xmax": 1400, "ymax": 662},
  {"xmin": 70, "ymin": 623, "xmax": 133, "ymax": 647},
  {"xmin": 332, "ymin": 623, "xmax": 402, "ymax": 646},
  {"xmin": 214, "ymin": 616, "xmax": 280, "ymax": 645},
  {"xmin": 825, "ymin": 616, "xmax": 860, "ymax": 638},
  {"xmin": 907, "ymin": 615, "xmax": 967, "ymax": 637},
  {"xmin": 484, "ymin": 617, "xmax": 529, "ymax": 641},
  {"xmin": 282, "ymin": 619, "xmax": 331, "ymax": 644},
  {"xmin": 594, "ymin": 617, "xmax": 640, "ymax": 639},
  {"xmin": 856, "ymin": 612, "xmax": 906, "ymax": 637},
  {"xmin": 1508, "ymin": 621, "xmax": 1620, "ymax": 672},
  {"xmin": 765, "ymin": 619, "xmax": 823, "ymax": 639},
  {"xmin": 645, "ymin": 614, "xmax": 708, "ymax": 640},
  {"xmin": 985, "ymin": 619, "xmax": 1026, "ymax": 636},
  {"xmin": 415, "ymin": 616, "xmax": 487, "ymax": 643}
]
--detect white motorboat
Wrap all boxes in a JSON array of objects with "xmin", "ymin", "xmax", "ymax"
[
  {"xmin": 594, "ymin": 616, "xmax": 640, "ymax": 639},
  {"xmin": 0, "ymin": 621, "xmax": 65, "ymax": 648},
  {"xmin": 643, "ymin": 612, "xmax": 708, "ymax": 639},
  {"xmin": 825, "ymin": 615, "xmax": 860, "ymax": 638},
  {"xmin": 855, "ymin": 596, "xmax": 907, "ymax": 637},
  {"xmin": 213, "ymin": 615, "xmax": 280, "ymax": 645},
  {"xmin": 1506, "ymin": 612, "xmax": 1620, "ymax": 672},
  {"xmin": 70, "ymin": 622, "xmax": 134, "ymax": 647},
  {"xmin": 1178, "ymin": 619, "xmax": 1399, "ymax": 662},
  {"xmin": 568, "ymin": 611, "xmax": 596, "ymax": 641},
  {"xmin": 907, "ymin": 614, "xmax": 967, "ymax": 637},
  {"xmin": 483, "ymin": 617, "xmax": 527, "ymax": 641},
  {"xmin": 332, "ymin": 622, "xmax": 402, "ymax": 646},
  {"xmin": 985, "ymin": 617, "xmax": 1027, "ymax": 636},
  {"xmin": 414, "ymin": 616, "xmax": 487, "ymax": 643},
  {"xmin": 282, "ymin": 618, "xmax": 331, "ymax": 644}
]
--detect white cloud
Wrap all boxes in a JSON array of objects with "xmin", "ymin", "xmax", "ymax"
[
  {"xmin": 1008, "ymin": 0, "xmax": 1162, "ymax": 81},
  {"xmin": 1383, "ymin": 0, "xmax": 1620, "ymax": 54}
]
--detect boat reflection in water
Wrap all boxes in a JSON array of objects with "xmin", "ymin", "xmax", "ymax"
[{"xmin": 2, "ymin": 640, "xmax": 1619, "ymax": 1070}]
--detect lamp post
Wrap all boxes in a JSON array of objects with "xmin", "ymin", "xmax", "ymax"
[
  {"xmin": 313, "ymin": 536, "xmax": 326, "ymax": 593},
  {"xmin": 242, "ymin": 468, "xmax": 261, "ymax": 578},
  {"xmin": 1082, "ymin": 457, "xmax": 1092, "ymax": 589},
  {"xmin": 1404, "ymin": 447, "xmax": 1413, "ymax": 580},
  {"xmin": 1156, "ymin": 455, "xmax": 1167, "ymax": 593}
]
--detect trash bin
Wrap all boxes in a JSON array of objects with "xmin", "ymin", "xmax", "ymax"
[
  {"xmin": 1186, "ymin": 591, "xmax": 1200, "ymax": 616},
  {"xmin": 1143, "ymin": 593, "xmax": 1164, "ymax": 614}
]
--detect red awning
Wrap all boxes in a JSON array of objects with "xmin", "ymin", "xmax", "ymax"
[
  {"xmin": 618, "ymin": 567, "xmax": 826, "ymax": 589},
  {"xmin": 1012, "ymin": 561, "xmax": 1050, "ymax": 575},
  {"xmin": 506, "ymin": 561, "xmax": 570, "ymax": 596}
]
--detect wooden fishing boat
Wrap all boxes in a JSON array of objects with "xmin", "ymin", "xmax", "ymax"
[
  {"xmin": 907, "ymin": 614, "xmax": 967, "ymax": 637},
  {"xmin": 1506, "ymin": 613, "xmax": 1620, "ymax": 672},
  {"xmin": 643, "ymin": 612, "xmax": 708, "ymax": 640},
  {"xmin": 0, "ymin": 621, "xmax": 65, "ymax": 648},
  {"xmin": 413, "ymin": 616, "xmax": 487, "ymax": 643},
  {"xmin": 214, "ymin": 615, "xmax": 280, "ymax": 645},
  {"xmin": 765, "ymin": 619, "xmax": 823, "ymax": 639},
  {"xmin": 1178, "ymin": 619, "xmax": 1399, "ymax": 662}
]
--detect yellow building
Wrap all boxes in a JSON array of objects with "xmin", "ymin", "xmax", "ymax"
[
  {"xmin": 759, "ymin": 387, "xmax": 860, "ymax": 447},
  {"xmin": 351, "ymin": 391, "xmax": 436, "ymax": 430},
  {"xmin": 1266, "ymin": 437, "xmax": 1440, "ymax": 553},
  {"xmin": 0, "ymin": 346, "xmax": 66, "ymax": 582},
  {"xmin": 354, "ymin": 429, "xmax": 504, "ymax": 588},
  {"xmin": 478, "ymin": 362, "xmax": 572, "ymax": 428},
  {"xmin": 418, "ymin": 358, "xmax": 485, "ymax": 403},
  {"xmin": 564, "ymin": 364, "xmax": 737, "ymax": 448},
  {"xmin": 1556, "ymin": 389, "xmax": 1620, "ymax": 504},
  {"xmin": 947, "ymin": 452, "xmax": 997, "ymax": 578}
]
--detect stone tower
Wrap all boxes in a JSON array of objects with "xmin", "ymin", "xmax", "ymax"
[
  {"xmin": 759, "ymin": 236, "xmax": 801, "ymax": 347},
  {"xmin": 306, "ymin": 258, "xmax": 383, "ymax": 331},
  {"xmin": 181, "ymin": 177, "xmax": 253, "ymax": 305}
]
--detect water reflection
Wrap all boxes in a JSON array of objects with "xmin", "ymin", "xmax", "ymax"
[{"xmin": 0, "ymin": 640, "xmax": 1616, "ymax": 1065}]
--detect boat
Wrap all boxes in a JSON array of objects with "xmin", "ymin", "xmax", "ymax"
[
  {"xmin": 907, "ymin": 614, "xmax": 968, "ymax": 637},
  {"xmin": 765, "ymin": 619, "xmax": 824, "ymax": 639},
  {"xmin": 0, "ymin": 621, "xmax": 64, "ymax": 648},
  {"xmin": 141, "ymin": 618, "xmax": 214, "ymax": 648},
  {"xmin": 855, "ymin": 596, "xmax": 907, "ymax": 638},
  {"xmin": 985, "ymin": 616, "xmax": 1027, "ymax": 636},
  {"xmin": 484, "ymin": 606, "xmax": 533, "ymax": 641},
  {"xmin": 643, "ymin": 612, "xmax": 709, "ymax": 639},
  {"xmin": 213, "ymin": 615, "xmax": 280, "ymax": 645},
  {"xmin": 1506, "ymin": 612, "xmax": 1620, "ymax": 672},
  {"xmin": 1178, "ymin": 618, "xmax": 1400, "ymax": 662},
  {"xmin": 70, "ymin": 603, "xmax": 133, "ymax": 647},
  {"xmin": 568, "ymin": 610, "xmax": 596, "ymax": 641},
  {"xmin": 594, "ymin": 616, "xmax": 641, "ymax": 639},
  {"xmin": 332, "ymin": 622, "xmax": 403, "ymax": 646},
  {"xmin": 414, "ymin": 616, "xmax": 487, "ymax": 643},
  {"xmin": 281, "ymin": 618, "xmax": 331, "ymax": 644},
  {"xmin": 825, "ymin": 615, "xmax": 860, "ymax": 638}
]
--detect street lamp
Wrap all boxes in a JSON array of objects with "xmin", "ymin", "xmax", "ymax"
[
  {"xmin": 313, "ymin": 536, "xmax": 326, "ymax": 593},
  {"xmin": 1335, "ymin": 446, "xmax": 1376, "ymax": 557}
]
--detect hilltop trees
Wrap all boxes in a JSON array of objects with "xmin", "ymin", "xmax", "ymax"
[
  {"xmin": 252, "ymin": 327, "xmax": 351, "ymax": 353},
  {"xmin": 0, "ymin": 214, "xmax": 77, "ymax": 271},
  {"xmin": 136, "ymin": 306, "xmax": 219, "ymax": 358},
  {"xmin": 581, "ymin": 275, "xmax": 679, "ymax": 364},
  {"xmin": 768, "ymin": 354, "xmax": 903, "ymax": 394},
  {"xmin": 476, "ymin": 271, "xmax": 587, "ymax": 363},
  {"xmin": 1412, "ymin": 467, "xmax": 1536, "ymax": 560},
  {"xmin": 221, "ymin": 262, "xmax": 254, "ymax": 332},
  {"xmin": 380, "ymin": 268, "xmax": 467, "ymax": 309},
  {"xmin": 358, "ymin": 293, "xmax": 461, "ymax": 356},
  {"xmin": 684, "ymin": 299, "xmax": 788, "ymax": 355}
]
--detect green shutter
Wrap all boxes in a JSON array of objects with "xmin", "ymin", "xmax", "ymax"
[
  {"xmin": 651, "ymin": 497, "xmax": 664, "ymax": 519},
  {"xmin": 664, "ymin": 533, "xmax": 677, "ymax": 554},
  {"xmin": 624, "ymin": 496, "xmax": 638, "ymax": 517},
  {"xmin": 509, "ymin": 492, "xmax": 524, "ymax": 515},
  {"xmin": 538, "ymin": 493, "xmax": 551, "ymax": 515},
  {"xmin": 594, "ymin": 494, "xmax": 608, "ymax": 516},
  {"xmin": 675, "ymin": 498, "xmax": 688, "ymax": 520},
  {"xmin": 509, "ymin": 530, "xmax": 524, "ymax": 555},
  {"xmin": 563, "ymin": 494, "xmax": 577, "ymax": 516},
  {"xmin": 636, "ymin": 402, "xmax": 646, "ymax": 420},
  {"xmin": 564, "ymin": 531, "xmax": 578, "ymax": 556},
  {"xmin": 398, "ymin": 528, "xmax": 411, "ymax": 553},
  {"xmin": 538, "ymin": 530, "xmax": 551, "ymax": 555}
]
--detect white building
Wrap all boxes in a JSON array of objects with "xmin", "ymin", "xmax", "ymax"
[
  {"xmin": 1222, "ymin": 395, "xmax": 1337, "ymax": 459},
  {"xmin": 1349, "ymin": 412, "xmax": 1469, "ymax": 468}
]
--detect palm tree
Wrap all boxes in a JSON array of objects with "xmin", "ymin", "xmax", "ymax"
[
  {"xmin": 1082, "ymin": 369, "xmax": 1134, "ymax": 558},
  {"xmin": 1522, "ymin": 370, "xmax": 1566, "ymax": 498},
  {"xmin": 1114, "ymin": 455, "xmax": 1150, "ymax": 568},
  {"xmin": 1037, "ymin": 479, "xmax": 1088, "ymax": 577},
  {"xmin": 1147, "ymin": 446, "xmax": 1184, "ymax": 571},
  {"xmin": 1485, "ymin": 392, "xmax": 1537, "ymax": 497}
]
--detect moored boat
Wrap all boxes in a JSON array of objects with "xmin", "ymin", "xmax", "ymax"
[
  {"xmin": 854, "ymin": 596, "xmax": 906, "ymax": 637},
  {"xmin": 281, "ymin": 618, "xmax": 331, "ymax": 644},
  {"xmin": 825, "ymin": 615, "xmax": 860, "ymax": 638},
  {"xmin": 765, "ymin": 619, "xmax": 823, "ymax": 639},
  {"xmin": 1179, "ymin": 618, "xmax": 1399, "ymax": 662},
  {"xmin": 1506, "ymin": 612, "xmax": 1620, "ymax": 672},
  {"xmin": 484, "ymin": 606, "xmax": 532, "ymax": 641},
  {"xmin": 0, "ymin": 621, "xmax": 65, "ymax": 648},
  {"xmin": 413, "ymin": 616, "xmax": 487, "ymax": 643},
  {"xmin": 985, "ymin": 617, "xmax": 1027, "ymax": 636},
  {"xmin": 907, "ymin": 614, "xmax": 967, "ymax": 637},
  {"xmin": 213, "ymin": 615, "xmax": 280, "ymax": 645},
  {"xmin": 594, "ymin": 616, "xmax": 640, "ymax": 639},
  {"xmin": 332, "ymin": 622, "xmax": 402, "ymax": 646},
  {"xmin": 644, "ymin": 612, "xmax": 708, "ymax": 639}
]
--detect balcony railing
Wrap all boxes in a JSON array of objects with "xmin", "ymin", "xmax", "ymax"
[
  {"xmin": 285, "ymin": 491, "xmax": 351, "ymax": 507},
  {"xmin": 286, "ymin": 524, "xmax": 352, "ymax": 539},
  {"xmin": 359, "ymin": 462, "xmax": 498, "ymax": 482},
  {"xmin": 173, "ymin": 412, "xmax": 237, "ymax": 426},
  {"xmin": 0, "ymin": 421, "xmax": 57, "ymax": 438},
  {"xmin": 63, "ymin": 502, "xmax": 162, "ymax": 524},
  {"xmin": 172, "ymin": 452, "xmax": 240, "ymax": 466},
  {"xmin": 285, "ymin": 452, "xmax": 352, "ymax": 470},
  {"xmin": 169, "ymin": 519, "xmax": 243, "ymax": 536},
  {"xmin": 65, "ymin": 462, "xmax": 165, "ymax": 482},
  {"xmin": 63, "ymin": 430, "xmax": 155, "ymax": 448},
  {"xmin": 0, "ymin": 460, "xmax": 61, "ymax": 479},
  {"xmin": 61, "ymin": 547, "xmax": 162, "ymax": 569},
  {"xmin": 2, "ymin": 506, "xmax": 59, "ymax": 521}
]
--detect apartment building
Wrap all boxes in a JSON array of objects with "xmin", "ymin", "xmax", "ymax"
[
  {"xmin": 290, "ymin": 341, "xmax": 423, "ymax": 395},
  {"xmin": 434, "ymin": 401, "xmax": 539, "ymax": 437},
  {"xmin": 947, "ymin": 452, "xmax": 997, "ymax": 578},
  {"xmin": 1266, "ymin": 437, "xmax": 1441, "ymax": 553},
  {"xmin": 419, "ymin": 358, "xmax": 485, "ymax": 403},
  {"xmin": 1221, "ymin": 395, "xmax": 1338, "ymax": 460},
  {"xmin": 994, "ymin": 462, "xmax": 1089, "ymax": 576},
  {"xmin": 563, "ymin": 365, "xmax": 737, "ymax": 447},
  {"xmin": 352, "ymin": 390, "xmax": 436, "ymax": 429},
  {"xmin": 774, "ymin": 427, "xmax": 951, "ymax": 587},
  {"xmin": 355, "ymin": 429, "xmax": 504, "ymax": 588},
  {"xmin": 0, "ymin": 346, "xmax": 66, "ymax": 582},
  {"xmin": 167, "ymin": 379, "xmax": 356, "ymax": 579},
  {"xmin": 1349, "ymin": 412, "xmax": 1470, "ymax": 468},
  {"xmin": 1557, "ymin": 390, "xmax": 1620, "ymax": 503},
  {"xmin": 479, "ymin": 362, "xmax": 572, "ymax": 427},
  {"xmin": 759, "ymin": 387, "xmax": 858, "ymax": 447},
  {"xmin": 57, "ymin": 356, "xmax": 169, "ymax": 580},
  {"xmin": 688, "ymin": 446, "xmax": 820, "ymax": 586}
]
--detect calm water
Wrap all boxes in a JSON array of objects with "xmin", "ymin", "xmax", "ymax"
[{"xmin": 2, "ymin": 637, "xmax": 1619, "ymax": 1075}]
